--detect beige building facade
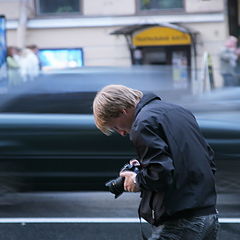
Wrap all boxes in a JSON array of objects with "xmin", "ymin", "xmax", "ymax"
[{"xmin": 0, "ymin": 0, "xmax": 238, "ymax": 87}]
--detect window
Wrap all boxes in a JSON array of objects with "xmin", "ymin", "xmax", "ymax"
[
  {"xmin": 140, "ymin": 0, "xmax": 183, "ymax": 10},
  {"xmin": 38, "ymin": 48, "xmax": 84, "ymax": 71},
  {"xmin": 36, "ymin": 0, "xmax": 80, "ymax": 15}
]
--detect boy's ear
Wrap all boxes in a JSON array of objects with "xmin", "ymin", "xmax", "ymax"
[{"xmin": 122, "ymin": 109, "xmax": 127, "ymax": 115}]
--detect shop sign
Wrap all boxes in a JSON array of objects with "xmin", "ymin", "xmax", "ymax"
[{"xmin": 133, "ymin": 27, "xmax": 191, "ymax": 46}]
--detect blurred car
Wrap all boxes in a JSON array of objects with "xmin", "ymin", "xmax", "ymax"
[
  {"xmin": 0, "ymin": 113, "xmax": 135, "ymax": 191},
  {"xmin": 177, "ymin": 87, "xmax": 240, "ymax": 113},
  {"xmin": 0, "ymin": 69, "xmax": 239, "ymax": 193},
  {"xmin": 0, "ymin": 66, "xmax": 190, "ymax": 114}
]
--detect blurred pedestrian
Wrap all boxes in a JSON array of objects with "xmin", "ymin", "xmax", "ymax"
[
  {"xmin": 133, "ymin": 48, "xmax": 143, "ymax": 65},
  {"xmin": 27, "ymin": 44, "xmax": 41, "ymax": 70},
  {"xmin": 27, "ymin": 44, "xmax": 39, "ymax": 55},
  {"xmin": 93, "ymin": 84, "xmax": 219, "ymax": 240},
  {"xmin": 6, "ymin": 46, "xmax": 21, "ymax": 85},
  {"xmin": 219, "ymin": 36, "xmax": 240, "ymax": 86},
  {"xmin": 19, "ymin": 48, "xmax": 40, "ymax": 81}
]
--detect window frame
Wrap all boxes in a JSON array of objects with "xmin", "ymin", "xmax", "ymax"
[
  {"xmin": 136, "ymin": 0, "xmax": 186, "ymax": 15},
  {"xmin": 35, "ymin": 0, "xmax": 82, "ymax": 17}
]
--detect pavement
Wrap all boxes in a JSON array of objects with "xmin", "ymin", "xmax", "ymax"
[{"xmin": 0, "ymin": 191, "xmax": 239, "ymax": 239}]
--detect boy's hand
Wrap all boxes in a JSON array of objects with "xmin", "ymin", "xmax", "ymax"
[{"xmin": 120, "ymin": 171, "xmax": 140, "ymax": 192}]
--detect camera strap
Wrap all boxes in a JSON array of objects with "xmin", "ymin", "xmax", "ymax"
[{"xmin": 138, "ymin": 209, "xmax": 148, "ymax": 240}]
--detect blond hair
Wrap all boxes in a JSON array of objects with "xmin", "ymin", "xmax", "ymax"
[{"xmin": 93, "ymin": 85, "xmax": 143, "ymax": 135}]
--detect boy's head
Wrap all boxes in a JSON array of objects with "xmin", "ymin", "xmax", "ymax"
[{"xmin": 93, "ymin": 85, "xmax": 143, "ymax": 135}]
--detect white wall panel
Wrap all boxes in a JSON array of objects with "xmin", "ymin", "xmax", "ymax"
[
  {"xmin": 0, "ymin": 0, "xmax": 20, "ymax": 19},
  {"xmin": 84, "ymin": 0, "xmax": 135, "ymax": 16},
  {"xmin": 186, "ymin": 0, "xmax": 224, "ymax": 13}
]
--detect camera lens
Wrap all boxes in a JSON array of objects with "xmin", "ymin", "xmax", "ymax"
[{"xmin": 105, "ymin": 176, "xmax": 125, "ymax": 198}]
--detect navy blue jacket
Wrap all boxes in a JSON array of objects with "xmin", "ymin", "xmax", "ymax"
[{"xmin": 130, "ymin": 93, "xmax": 217, "ymax": 223}]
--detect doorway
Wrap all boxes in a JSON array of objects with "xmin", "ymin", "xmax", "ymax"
[
  {"xmin": 138, "ymin": 45, "xmax": 191, "ymax": 87},
  {"xmin": 227, "ymin": 0, "xmax": 240, "ymax": 37},
  {"xmin": 139, "ymin": 46, "xmax": 191, "ymax": 66}
]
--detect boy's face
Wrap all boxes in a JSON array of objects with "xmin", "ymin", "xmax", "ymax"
[{"xmin": 108, "ymin": 108, "xmax": 135, "ymax": 136}]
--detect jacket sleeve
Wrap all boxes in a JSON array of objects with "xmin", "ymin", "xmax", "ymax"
[{"xmin": 132, "ymin": 120, "xmax": 174, "ymax": 192}]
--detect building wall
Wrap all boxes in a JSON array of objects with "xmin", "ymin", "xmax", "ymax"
[
  {"xmin": 0, "ymin": 0, "xmax": 35, "ymax": 19},
  {"xmin": 185, "ymin": 0, "xmax": 224, "ymax": 13},
  {"xmin": 23, "ymin": 27, "xmax": 131, "ymax": 66},
  {"xmin": 84, "ymin": 0, "xmax": 136, "ymax": 16},
  {"xmin": 0, "ymin": 0, "xmax": 20, "ymax": 19},
  {"xmin": 1, "ymin": 0, "xmax": 228, "ymax": 87}
]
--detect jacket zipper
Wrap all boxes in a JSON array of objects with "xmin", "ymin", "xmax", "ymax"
[{"xmin": 152, "ymin": 210, "xmax": 155, "ymax": 220}]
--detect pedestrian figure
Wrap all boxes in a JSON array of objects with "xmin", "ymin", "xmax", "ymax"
[
  {"xmin": 19, "ymin": 48, "xmax": 40, "ymax": 82},
  {"xmin": 93, "ymin": 85, "xmax": 219, "ymax": 240},
  {"xmin": 219, "ymin": 36, "xmax": 240, "ymax": 86},
  {"xmin": 6, "ymin": 46, "xmax": 21, "ymax": 85}
]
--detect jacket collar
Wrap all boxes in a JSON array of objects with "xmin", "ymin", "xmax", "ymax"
[{"xmin": 135, "ymin": 93, "xmax": 161, "ymax": 116}]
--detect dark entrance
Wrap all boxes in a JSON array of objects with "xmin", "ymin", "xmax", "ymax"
[
  {"xmin": 139, "ymin": 45, "xmax": 191, "ymax": 67},
  {"xmin": 227, "ymin": 0, "xmax": 239, "ymax": 37}
]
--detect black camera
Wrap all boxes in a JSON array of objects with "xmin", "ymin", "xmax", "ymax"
[{"xmin": 105, "ymin": 163, "xmax": 140, "ymax": 199}]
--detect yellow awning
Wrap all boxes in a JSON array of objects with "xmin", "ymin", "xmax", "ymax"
[{"xmin": 132, "ymin": 26, "xmax": 192, "ymax": 46}]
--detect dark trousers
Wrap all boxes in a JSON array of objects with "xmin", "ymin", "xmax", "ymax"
[{"xmin": 148, "ymin": 214, "xmax": 219, "ymax": 240}]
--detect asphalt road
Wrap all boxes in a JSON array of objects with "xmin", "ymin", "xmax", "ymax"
[{"xmin": 0, "ymin": 191, "xmax": 239, "ymax": 240}]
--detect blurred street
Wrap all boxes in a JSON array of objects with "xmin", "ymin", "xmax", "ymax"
[{"xmin": 0, "ymin": 191, "xmax": 239, "ymax": 240}]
